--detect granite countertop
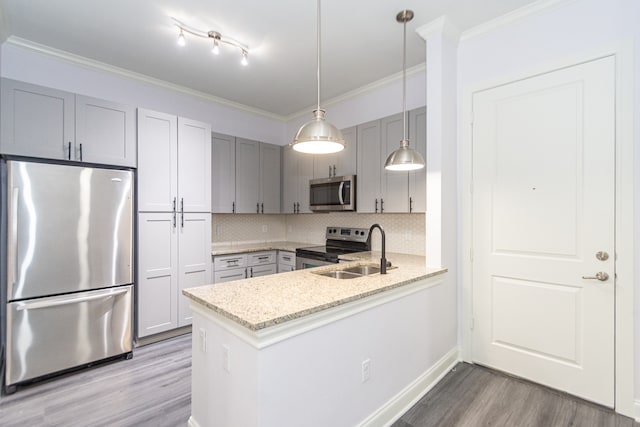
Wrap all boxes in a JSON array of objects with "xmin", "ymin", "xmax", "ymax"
[
  {"xmin": 211, "ymin": 241, "xmax": 312, "ymax": 256},
  {"xmin": 183, "ymin": 252, "xmax": 447, "ymax": 331}
]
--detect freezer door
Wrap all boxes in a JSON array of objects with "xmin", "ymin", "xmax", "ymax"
[
  {"xmin": 5, "ymin": 285, "xmax": 133, "ymax": 386},
  {"xmin": 6, "ymin": 160, "xmax": 133, "ymax": 300}
]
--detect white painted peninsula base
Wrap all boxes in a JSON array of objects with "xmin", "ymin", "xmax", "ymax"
[{"xmin": 188, "ymin": 273, "xmax": 457, "ymax": 427}]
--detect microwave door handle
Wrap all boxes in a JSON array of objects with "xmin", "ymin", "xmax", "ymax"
[{"xmin": 338, "ymin": 182, "xmax": 345, "ymax": 205}]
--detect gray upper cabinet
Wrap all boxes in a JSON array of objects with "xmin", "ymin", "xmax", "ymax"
[
  {"xmin": 235, "ymin": 138, "xmax": 281, "ymax": 214},
  {"xmin": 381, "ymin": 113, "xmax": 409, "ymax": 213},
  {"xmin": 312, "ymin": 126, "xmax": 357, "ymax": 179},
  {"xmin": 137, "ymin": 108, "xmax": 211, "ymax": 214},
  {"xmin": 356, "ymin": 119, "xmax": 381, "ymax": 213},
  {"xmin": 409, "ymin": 107, "xmax": 426, "ymax": 213},
  {"xmin": 260, "ymin": 142, "xmax": 281, "ymax": 213},
  {"xmin": 75, "ymin": 95, "xmax": 136, "ymax": 167},
  {"xmin": 211, "ymin": 133, "xmax": 236, "ymax": 213},
  {"xmin": 282, "ymin": 145, "xmax": 313, "ymax": 214},
  {"xmin": 356, "ymin": 109, "xmax": 426, "ymax": 213},
  {"xmin": 1, "ymin": 78, "xmax": 135, "ymax": 167}
]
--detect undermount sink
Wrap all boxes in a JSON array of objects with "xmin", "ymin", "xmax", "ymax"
[
  {"xmin": 313, "ymin": 264, "xmax": 386, "ymax": 280},
  {"xmin": 343, "ymin": 264, "xmax": 381, "ymax": 275},
  {"xmin": 315, "ymin": 270, "xmax": 362, "ymax": 280}
]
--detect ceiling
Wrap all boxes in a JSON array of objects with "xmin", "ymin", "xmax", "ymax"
[{"xmin": 0, "ymin": 0, "xmax": 539, "ymax": 118}]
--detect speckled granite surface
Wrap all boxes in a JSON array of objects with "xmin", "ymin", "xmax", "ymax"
[
  {"xmin": 211, "ymin": 241, "xmax": 311, "ymax": 256},
  {"xmin": 183, "ymin": 252, "xmax": 447, "ymax": 331}
]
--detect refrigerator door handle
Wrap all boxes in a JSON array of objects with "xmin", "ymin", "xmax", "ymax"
[
  {"xmin": 8, "ymin": 187, "xmax": 19, "ymax": 289},
  {"xmin": 15, "ymin": 288, "xmax": 129, "ymax": 311}
]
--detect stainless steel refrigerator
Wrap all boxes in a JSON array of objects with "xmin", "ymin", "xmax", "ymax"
[{"xmin": 1, "ymin": 159, "xmax": 134, "ymax": 392}]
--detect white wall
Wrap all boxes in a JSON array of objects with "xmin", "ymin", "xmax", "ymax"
[
  {"xmin": 456, "ymin": 0, "xmax": 639, "ymax": 414},
  {"xmin": 0, "ymin": 41, "xmax": 286, "ymax": 145}
]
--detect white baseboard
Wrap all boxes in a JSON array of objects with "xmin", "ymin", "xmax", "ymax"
[
  {"xmin": 634, "ymin": 399, "xmax": 640, "ymax": 422},
  {"xmin": 357, "ymin": 346, "xmax": 460, "ymax": 427}
]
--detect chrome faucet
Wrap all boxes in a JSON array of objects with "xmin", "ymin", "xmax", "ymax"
[{"xmin": 369, "ymin": 223, "xmax": 387, "ymax": 274}]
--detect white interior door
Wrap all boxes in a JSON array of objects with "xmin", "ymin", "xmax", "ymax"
[{"xmin": 472, "ymin": 56, "xmax": 615, "ymax": 406}]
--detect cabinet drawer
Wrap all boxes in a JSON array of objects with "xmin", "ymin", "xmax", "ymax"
[
  {"xmin": 213, "ymin": 268, "xmax": 247, "ymax": 283},
  {"xmin": 277, "ymin": 251, "xmax": 296, "ymax": 267},
  {"xmin": 213, "ymin": 254, "xmax": 248, "ymax": 271},
  {"xmin": 248, "ymin": 251, "xmax": 276, "ymax": 266},
  {"xmin": 249, "ymin": 264, "xmax": 277, "ymax": 278},
  {"xmin": 278, "ymin": 265, "xmax": 295, "ymax": 273}
]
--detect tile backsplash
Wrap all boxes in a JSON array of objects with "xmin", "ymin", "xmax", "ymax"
[{"xmin": 212, "ymin": 213, "xmax": 425, "ymax": 255}]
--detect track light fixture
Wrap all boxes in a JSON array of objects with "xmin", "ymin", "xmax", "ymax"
[{"xmin": 172, "ymin": 18, "xmax": 249, "ymax": 66}]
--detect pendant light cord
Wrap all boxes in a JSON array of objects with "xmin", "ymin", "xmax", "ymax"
[
  {"xmin": 402, "ymin": 16, "xmax": 407, "ymax": 141},
  {"xmin": 316, "ymin": 0, "xmax": 321, "ymax": 112}
]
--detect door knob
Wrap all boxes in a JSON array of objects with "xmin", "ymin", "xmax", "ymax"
[
  {"xmin": 595, "ymin": 251, "xmax": 609, "ymax": 261},
  {"xmin": 582, "ymin": 272, "xmax": 609, "ymax": 281}
]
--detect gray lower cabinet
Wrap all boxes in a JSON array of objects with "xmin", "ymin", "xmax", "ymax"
[
  {"xmin": 137, "ymin": 212, "xmax": 212, "ymax": 338},
  {"xmin": 213, "ymin": 251, "xmax": 277, "ymax": 283},
  {"xmin": 0, "ymin": 78, "xmax": 136, "ymax": 167},
  {"xmin": 278, "ymin": 251, "xmax": 296, "ymax": 273}
]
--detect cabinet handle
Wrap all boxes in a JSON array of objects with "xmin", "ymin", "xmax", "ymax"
[
  {"xmin": 79, "ymin": 143, "xmax": 83, "ymax": 161},
  {"xmin": 258, "ymin": 256, "xmax": 269, "ymax": 260},
  {"xmin": 375, "ymin": 198, "xmax": 378, "ymax": 213},
  {"xmin": 257, "ymin": 202, "xmax": 260, "ymax": 213},
  {"xmin": 381, "ymin": 198, "xmax": 384, "ymax": 213},
  {"xmin": 297, "ymin": 202, "xmax": 300, "ymax": 213},
  {"xmin": 329, "ymin": 165, "xmax": 332, "ymax": 177},
  {"xmin": 249, "ymin": 267, "xmax": 253, "ymax": 278},
  {"xmin": 409, "ymin": 197, "xmax": 413, "ymax": 213},
  {"xmin": 180, "ymin": 198, "xmax": 184, "ymax": 228},
  {"xmin": 67, "ymin": 142, "xmax": 72, "ymax": 160},
  {"xmin": 172, "ymin": 197, "xmax": 177, "ymax": 228},
  {"xmin": 244, "ymin": 268, "xmax": 248, "ymax": 279},
  {"xmin": 232, "ymin": 201, "xmax": 235, "ymax": 214},
  {"xmin": 283, "ymin": 256, "xmax": 291, "ymax": 261},
  {"xmin": 261, "ymin": 203, "xmax": 264, "ymax": 214},
  {"xmin": 333, "ymin": 165, "xmax": 336, "ymax": 177}
]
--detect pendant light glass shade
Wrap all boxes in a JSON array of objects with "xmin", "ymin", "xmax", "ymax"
[
  {"xmin": 293, "ymin": 110, "xmax": 344, "ymax": 154},
  {"xmin": 385, "ymin": 10, "xmax": 425, "ymax": 171},
  {"xmin": 291, "ymin": 0, "xmax": 344, "ymax": 154}
]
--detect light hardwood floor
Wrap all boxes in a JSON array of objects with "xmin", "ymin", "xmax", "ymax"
[{"xmin": 1, "ymin": 335, "xmax": 637, "ymax": 427}]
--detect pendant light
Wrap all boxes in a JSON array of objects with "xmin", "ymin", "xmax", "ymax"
[
  {"xmin": 385, "ymin": 10, "xmax": 425, "ymax": 171},
  {"xmin": 291, "ymin": 0, "xmax": 344, "ymax": 154}
]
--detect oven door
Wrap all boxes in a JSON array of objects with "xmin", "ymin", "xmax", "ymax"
[
  {"xmin": 309, "ymin": 175, "xmax": 356, "ymax": 212},
  {"xmin": 295, "ymin": 256, "xmax": 336, "ymax": 270}
]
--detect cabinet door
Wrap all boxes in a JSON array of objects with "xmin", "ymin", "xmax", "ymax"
[
  {"xmin": 235, "ymin": 138, "xmax": 261, "ymax": 213},
  {"xmin": 297, "ymin": 152, "xmax": 314, "ymax": 213},
  {"xmin": 260, "ymin": 143, "xmax": 281, "ymax": 213},
  {"xmin": 211, "ymin": 133, "xmax": 236, "ymax": 213},
  {"xmin": 177, "ymin": 213, "xmax": 212, "ymax": 327},
  {"xmin": 336, "ymin": 126, "xmax": 357, "ymax": 176},
  {"xmin": 356, "ymin": 120, "xmax": 381, "ymax": 213},
  {"xmin": 313, "ymin": 153, "xmax": 337, "ymax": 179},
  {"xmin": 178, "ymin": 117, "xmax": 212, "ymax": 213},
  {"xmin": 381, "ymin": 113, "xmax": 409, "ymax": 213},
  {"xmin": 137, "ymin": 109, "xmax": 177, "ymax": 212},
  {"xmin": 75, "ymin": 95, "xmax": 136, "ymax": 167},
  {"xmin": 1, "ymin": 78, "xmax": 74, "ymax": 160},
  {"xmin": 138, "ymin": 212, "xmax": 178, "ymax": 338},
  {"xmin": 409, "ymin": 107, "xmax": 427, "ymax": 213},
  {"xmin": 281, "ymin": 146, "xmax": 298, "ymax": 213}
]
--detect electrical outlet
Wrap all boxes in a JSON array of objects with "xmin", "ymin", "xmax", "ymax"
[
  {"xmin": 222, "ymin": 344, "xmax": 231, "ymax": 372},
  {"xmin": 199, "ymin": 328, "xmax": 207, "ymax": 353},
  {"xmin": 361, "ymin": 358, "xmax": 371, "ymax": 383},
  {"xmin": 262, "ymin": 224, "xmax": 268, "ymax": 233}
]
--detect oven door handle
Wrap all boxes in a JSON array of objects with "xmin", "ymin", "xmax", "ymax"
[{"xmin": 338, "ymin": 182, "xmax": 345, "ymax": 205}]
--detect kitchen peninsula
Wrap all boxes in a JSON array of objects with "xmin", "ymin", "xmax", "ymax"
[{"xmin": 183, "ymin": 253, "xmax": 449, "ymax": 427}]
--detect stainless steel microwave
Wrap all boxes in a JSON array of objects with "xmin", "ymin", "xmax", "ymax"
[{"xmin": 309, "ymin": 175, "xmax": 356, "ymax": 212}]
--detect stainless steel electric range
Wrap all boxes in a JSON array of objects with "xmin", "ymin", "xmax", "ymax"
[{"xmin": 295, "ymin": 226, "xmax": 371, "ymax": 269}]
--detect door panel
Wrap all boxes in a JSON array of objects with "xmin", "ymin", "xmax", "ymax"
[
  {"xmin": 472, "ymin": 56, "xmax": 615, "ymax": 406},
  {"xmin": 178, "ymin": 117, "xmax": 212, "ymax": 213}
]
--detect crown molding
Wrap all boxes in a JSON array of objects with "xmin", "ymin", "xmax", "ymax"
[
  {"xmin": 460, "ymin": 0, "xmax": 577, "ymax": 41},
  {"xmin": 416, "ymin": 16, "xmax": 461, "ymax": 42},
  {"xmin": 285, "ymin": 62, "xmax": 426, "ymax": 122},
  {"xmin": 4, "ymin": 36, "xmax": 286, "ymax": 121}
]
